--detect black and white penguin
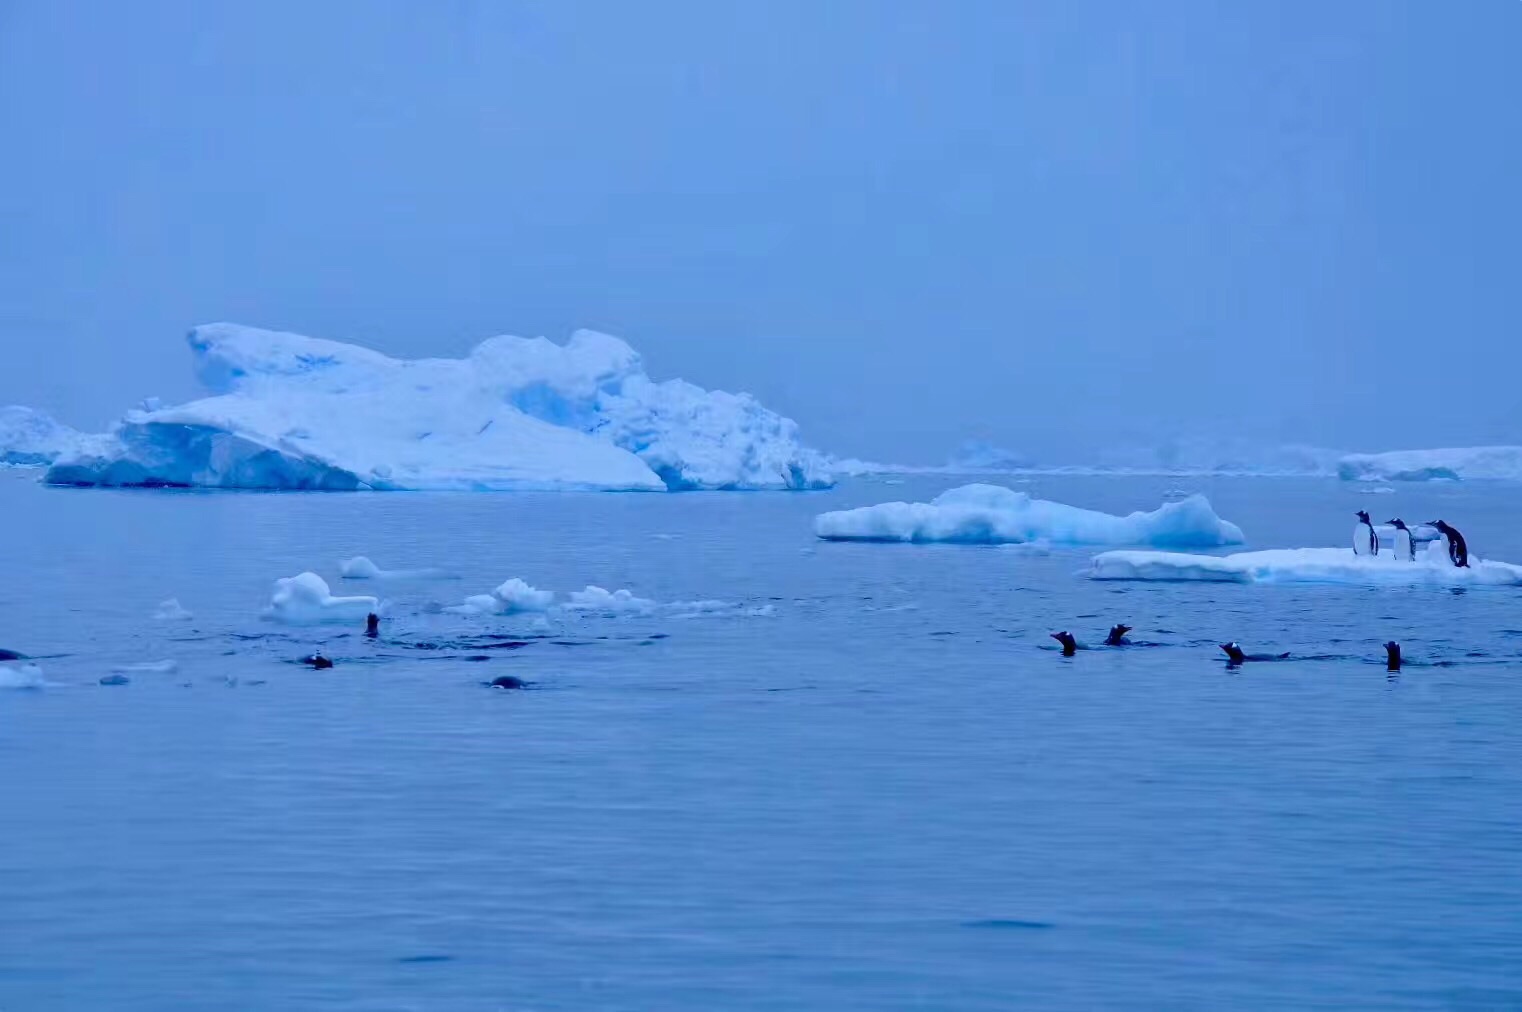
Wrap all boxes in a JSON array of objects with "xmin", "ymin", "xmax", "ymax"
[
  {"xmin": 1384, "ymin": 641, "xmax": 1401, "ymax": 672},
  {"xmin": 1050, "ymin": 631, "xmax": 1084, "ymax": 657},
  {"xmin": 1385, "ymin": 519, "xmax": 1416, "ymax": 561},
  {"xmin": 1220, "ymin": 642, "xmax": 1291, "ymax": 665},
  {"xmin": 1428, "ymin": 520, "xmax": 1470, "ymax": 568},
  {"xmin": 1353, "ymin": 511, "xmax": 1379, "ymax": 556},
  {"xmin": 488, "ymin": 674, "xmax": 527, "ymax": 690},
  {"xmin": 300, "ymin": 651, "xmax": 334, "ymax": 670},
  {"xmin": 365, "ymin": 613, "xmax": 380, "ymax": 638},
  {"xmin": 1104, "ymin": 624, "xmax": 1133, "ymax": 647}
]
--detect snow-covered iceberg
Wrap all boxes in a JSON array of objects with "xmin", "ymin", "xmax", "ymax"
[
  {"xmin": 1337, "ymin": 447, "xmax": 1522, "ymax": 483},
  {"xmin": 1089, "ymin": 541, "xmax": 1522, "ymax": 587},
  {"xmin": 0, "ymin": 406, "xmax": 93, "ymax": 467},
  {"xmin": 451, "ymin": 578, "xmax": 555, "ymax": 616},
  {"xmin": 813, "ymin": 484, "xmax": 1245, "ymax": 547},
  {"xmin": 45, "ymin": 323, "xmax": 832, "ymax": 492}
]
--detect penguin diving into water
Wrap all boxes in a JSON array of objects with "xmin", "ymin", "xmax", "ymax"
[
  {"xmin": 1353, "ymin": 511, "xmax": 1379, "ymax": 556},
  {"xmin": 1386, "ymin": 519, "xmax": 1416, "ymax": 561},
  {"xmin": 1428, "ymin": 520, "xmax": 1470, "ymax": 568}
]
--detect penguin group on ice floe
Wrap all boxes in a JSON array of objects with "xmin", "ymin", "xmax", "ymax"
[{"xmin": 1353, "ymin": 513, "xmax": 1469, "ymax": 568}]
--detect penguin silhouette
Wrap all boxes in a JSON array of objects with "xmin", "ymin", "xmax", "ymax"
[
  {"xmin": 1427, "ymin": 521, "xmax": 1470, "ymax": 568},
  {"xmin": 1050, "ymin": 631, "xmax": 1082, "ymax": 657},
  {"xmin": 1354, "ymin": 511, "xmax": 1379, "ymax": 556},
  {"xmin": 1386, "ymin": 519, "xmax": 1416, "ymax": 561},
  {"xmin": 1104, "ymin": 624, "xmax": 1133, "ymax": 646},
  {"xmin": 365, "ymin": 613, "xmax": 380, "ymax": 638},
  {"xmin": 1384, "ymin": 641, "xmax": 1401, "ymax": 672},
  {"xmin": 1221, "ymin": 642, "xmax": 1291, "ymax": 666}
]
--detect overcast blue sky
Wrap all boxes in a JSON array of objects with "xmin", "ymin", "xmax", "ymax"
[{"xmin": 1, "ymin": 0, "xmax": 1518, "ymax": 463}]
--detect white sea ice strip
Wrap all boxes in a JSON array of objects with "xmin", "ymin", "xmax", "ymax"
[
  {"xmin": 450, "ymin": 578, "xmax": 554, "ymax": 615},
  {"xmin": 152, "ymin": 598, "xmax": 193, "ymax": 621},
  {"xmin": 111, "ymin": 660, "xmax": 179, "ymax": 674},
  {"xmin": 813, "ymin": 484, "xmax": 1244, "ymax": 547},
  {"xmin": 264, "ymin": 572, "xmax": 379, "ymax": 625},
  {"xmin": 1337, "ymin": 446, "xmax": 1522, "ymax": 482},
  {"xmin": 564, "ymin": 586, "xmax": 656, "ymax": 615},
  {"xmin": 46, "ymin": 323, "xmax": 830, "ymax": 491},
  {"xmin": 0, "ymin": 406, "xmax": 95, "ymax": 466},
  {"xmin": 339, "ymin": 556, "xmax": 454, "ymax": 581},
  {"xmin": 1088, "ymin": 542, "xmax": 1522, "ymax": 587}
]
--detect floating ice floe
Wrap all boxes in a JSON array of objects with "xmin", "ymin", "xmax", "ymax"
[
  {"xmin": 45, "ymin": 323, "xmax": 832, "ymax": 492},
  {"xmin": 814, "ymin": 484, "xmax": 1244, "ymax": 547},
  {"xmin": 1338, "ymin": 446, "xmax": 1522, "ymax": 483},
  {"xmin": 339, "ymin": 556, "xmax": 454, "ymax": 581},
  {"xmin": 564, "ymin": 586, "xmax": 656, "ymax": 616},
  {"xmin": 152, "ymin": 598, "xmax": 193, "ymax": 621},
  {"xmin": 0, "ymin": 660, "xmax": 47, "ymax": 689},
  {"xmin": 264, "ymin": 572, "xmax": 380, "ymax": 625},
  {"xmin": 1088, "ymin": 541, "xmax": 1522, "ymax": 587},
  {"xmin": 111, "ymin": 660, "xmax": 180, "ymax": 675},
  {"xmin": 450, "ymin": 578, "xmax": 556, "ymax": 616}
]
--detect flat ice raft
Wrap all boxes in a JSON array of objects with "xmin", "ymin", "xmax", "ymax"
[
  {"xmin": 814, "ymin": 484, "xmax": 1244, "ymax": 547},
  {"xmin": 45, "ymin": 323, "xmax": 831, "ymax": 492},
  {"xmin": 1089, "ymin": 544, "xmax": 1522, "ymax": 587}
]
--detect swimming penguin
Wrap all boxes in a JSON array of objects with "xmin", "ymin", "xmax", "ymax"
[
  {"xmin": 1428, "ymin": 520, "xmax": 1470, "ymax": 568},
  {"xmin": 1386, "ymin": 519, "xmax": 1416, "ymax": 561},
  {"xmin": 1104, "ymin": 624, "xmax": 1133, "ymax": 646},
  {"xmin": 1050, "ymin": 631, "xmax": 1083, "ymax": 657},
  {"xmin": 1220, "ymin": 642, "xmax": 1291, "ymax": 665},
  {"xmin": 0, "ymin": 649, "xmax": 27, "ymax": 662},
  {"xmin": 488, "ymin": 674, "xmax": 527, "ymax": 690},
  {"xmin": 1384, "ymin": 641, "xmax": 1401, "ymax": 672},
  {"xmin": 300, "ymin": 651, "xmax": 334, "ymax": 670},
  {"xmin": 1353, "ymin": 511, "xmax": 1379, "ymax": 556},
  {"xmin": 365, "ymin": 613, "xmax": 380, "ymax": 638}
]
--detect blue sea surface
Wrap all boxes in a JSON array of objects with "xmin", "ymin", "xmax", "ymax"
[{"xmin": 2, "ymin": 469, "xmax": 1520, "ymax": 1009}]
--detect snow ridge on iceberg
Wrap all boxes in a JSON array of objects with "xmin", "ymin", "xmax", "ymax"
[
  {"xmin": 46, "ymin": 323, "xmax": 832, "ymax": 492},
  {"xmin": 1088, "ymin": 542, "xmax": 1522, "ymax": 587},
  {"xmin": 1337, "ymin": 447, "xmax": 1522, "ymax": 483},
  {"xmin": 0, "ymin": 406, "xmax": 92, "ymax": 467},
  {"xmin": 814, "ymin": 484, "xmax": 1244, "ymax": 547}
]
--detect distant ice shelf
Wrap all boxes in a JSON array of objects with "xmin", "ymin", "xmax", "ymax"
[
  {"xmin": 1088, "ymin": 543, "xmax": 1522, "ymax": 587},
  {"xmin": 1337, "ymin": 447, "xmax": 1522, "ymax": 483},
  {"xmin": 45, "ymin": 323, "xmax": 832, "ymax": 492},
  {"xmin": 814, "ymin": 484, "xmax": 1245, "ymax": 547}
]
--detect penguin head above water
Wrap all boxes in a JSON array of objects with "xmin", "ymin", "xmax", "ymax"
[
  {"xmin": 1384, "ymin": 641, "xmax": 1402, "ymax": 670},
  {"xmin": 1104, "ymin": 624, "xmax": 1132, "ymax": 646},
  {"xmin": 1220, "ymin": 642, "xmax": 1247, "ymax": 664},
  {"xmin": 1050, "ymin": 631, "xmax": 1078, "ymax": 656},
  {"xmin": 365, "ymin": 613, "xmax": 380, "ymax": 637},
  {"xmin": 1355, "ymin": 510, "xmax": 1372, "ymax": 525}
]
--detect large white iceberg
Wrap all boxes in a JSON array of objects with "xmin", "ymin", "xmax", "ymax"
[
  {"xmin": 1337, "ymin": 447, "xmax": 1522, "ymax": 483},
  {"xmin": 813, "ymin": 484, "xmax": 1245, "ymax": 547},
  {"xmin": 45, "ymin": 323, "xmax": 832, "ymax": 492},
  {"xmin": 0, "ymin": 406, "xmax": 93, "ymax": 467},
  {"xmin": 264, "ymin": 572, "xmax": 379, "ymax": 625},
  {"xmin": 1089, "ymin": 541, "xmax": 1522, "ymax": 587}
]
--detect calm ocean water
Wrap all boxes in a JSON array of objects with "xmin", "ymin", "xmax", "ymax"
[{"xmin": 2, "ymin": 469, "xmax": 1520, "ymax": 1010}]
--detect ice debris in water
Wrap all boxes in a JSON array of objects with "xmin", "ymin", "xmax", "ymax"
[
  {"xmin": 1089, "ymin": 541, "xmax": 1522, "ymax": 587},
  {"xmin": 450, "ymin": 578, "xmax": 556, "ymax": 616},
  {"xmin": 152, "ymin": 598, "xmax": 193, "ymax": 621},
  {"xmin": 264, "ymin": 572, "xmax": 380, "ymax": 625},
  {"xmin": 44, "ymin": 323, "xmax": 832, "ymax": 492},
  {"xmin": 111, "ymin": 660, "xmax": 180, "ymax": 675},
  {"xmin": 1338, "ymin": 446, "xmax": 1522, "ymax": 483},
  {"xmin": 564, "ymin": 586, "xmax": 656, "ymax": 616},
  {"xmin": 814, "ymin": 484, "xmax": 1244, "ymax": 547}
]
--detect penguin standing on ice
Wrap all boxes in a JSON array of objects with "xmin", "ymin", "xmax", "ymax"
[
  {"xmin": 1353, "ymin": 511, "xmax": 1379, "ymax": 556},
  {"xmin": 1428, "ymin": 520, "xmax": 1470, "ymax": 568},
  {"xmin": 1386, "ymin": 519, "xmax": 1416, "ymax": 561}
]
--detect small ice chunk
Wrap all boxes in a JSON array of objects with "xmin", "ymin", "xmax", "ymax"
[
  {"xmin": 339, "ymin": 556, "xmax": 384, "ymax": 579},
  {"xmin": 264, "ymin": 572, "xmax": 380, "ymax": 626},
  {"xmin": 152, "ymin": 598, "xmax": 193, "ymax": 621},
  {"xmin": 111, "ymin": 660, "xmax": 180, "ymax": 675},
  {"xmin": 449, "ymin": 578, "xmax": 555, "ymax": 615},
  {"xmin": 564, "ymin": 586, "xmax": 655, "ymax": 616}
]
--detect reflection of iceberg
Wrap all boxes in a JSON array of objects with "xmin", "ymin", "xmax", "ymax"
[
  {"xmin": 1338, "ymin": 447, "xmax": 1522, "ymax": 483},
  {"xmin": 814, "ymin": 484, "xmax": 1244, "ymax": 547},
  {"xmin": 46, "ymin": 323, "xmax": 832, "ymax": 492},
  {"xmin": 1089, "ymin": 542, "xmax": 1522, "ymax": 587}
]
